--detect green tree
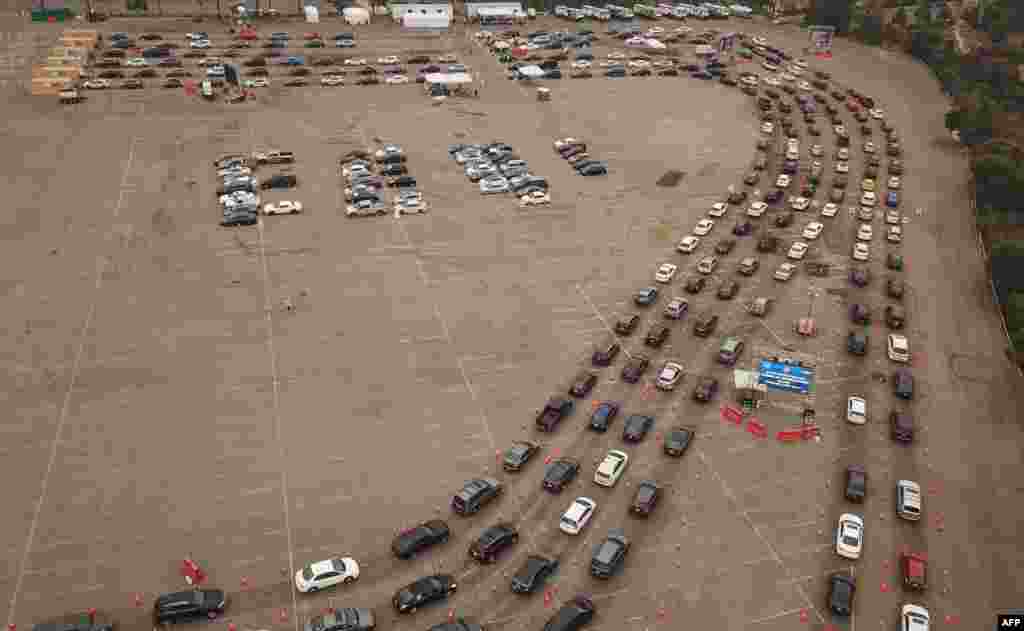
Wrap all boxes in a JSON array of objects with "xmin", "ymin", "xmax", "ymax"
[
  {"xmin": 944, "ymin": 109, "xmax": 964, "ymax": 131},
  {"xmin": 991, "ymin": 240, "xmax": 1024, "ymax": 259}
]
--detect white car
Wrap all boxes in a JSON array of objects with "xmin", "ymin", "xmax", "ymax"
[
  {"xmin": 559, "ymin": 497, "xmax": 597, "ymax": 535},
  {"xmin": 788, "ymin": 65, "xmax": 804, "ymax": 76},
  {"xmin": 520, "ymin": 191, "xmax": 551, "ymax": 207},
  {"xmin": 774, "ymin": 262, "xmax": 796, "ymax": 281},
  {"xmin": 197, "ymin": 57, "xmax": 223, "ymax": 67},
  {"xmin": 217, "ymin": 166, "xmax": 252, "ymax": 178},
  {"xmin": 857, "ymin": 223, "xmax": 873, "ymax": 241},
  {"xmin": 821, "ymin": 202, "xmax": 839, "ymax": 217},
  {"xmin": 901, "ymin": 605, "xmax": 929, "ymax": 631},
  {"xmin": 677, "ymin": 235, "xmax": 700, "ymax": 253},
  {"xmin": 802, "ymin": 222, "xmax": 824, "ymax": 240},
  {"xmin": 896, "ymin": 480, "xmax": 922, "ymax": 521},
  {"xmin": 125, "ymin": 57, "xmax": 147, "ymax": 67},
  {"xmin": 190, "ymin": 39, "xmax": 211, "ymax": 49},
  {"xmin": 343, "ymin": 165, "xmax": 371, "ymax": 178},
  {"xmin": 263, "ymin": 201, "xmax": 303, "ymax": 215},
  {"xmin": 627, "ymin": 59, "xmax": 651, "ymax": 69},
  {"xmin": 787, "ymin": 138, "xmax": 799, "ymax": 151},
  {"xmin": 206, "ymin": 65, "xmax": 226, "ymax": 78},
  {"xmin": 835, "ymin": 514, "xmax": 864, "ymax": 560},
  {"xmin": 779, "ymin": 72, "xmax": 795, "ymax": 82},
  {"xmin": 697, "ymin": 256, "xmax": 717, "ymax": 274},
  {"xmin": 655, "ymin": 262, "xmax": 678, "ymax": 283},
  {"xmin": 246, "ymin": 78, "xmax": 270, "ymax": 88},
  {"xmin": 320, "ymin": 75, "xmax": 344, "ymax": 86},
  {"xmin": 887, "ymin": 225, "xmax": 903, "ymax": 243},
  {"xmin": 571, "ymin": 60, "xmax": 591, "ymax": 70},
  {"xmin": 83, "ymin": 79, "xmax": 111, "ymax": 89},
  {"xmin": 709, "ymin": 202, "xmax": 728, "ymax": 217},
  {"xmin": 345, "ymin": 201, "xmax": 387, "ymax": 217},
  {"xmin": 395, "ymin": 198, "xmax": 430, "ymax": 214},
  {"xmin": 594, "ymin": 450, "xmax": 629, "ymax": 487},
  {"xmin": 375, "ymin": 144, "xmax": 404, "ymax": 159},
  {"xmin": 835, "ymin": 161, "xmax": 850, "ymax": 174},
  {"xmin": 385, "ymin": 74, "xmax": 410, "ymax": 85},
  {"xmin": 776, "ymin": 174, "xmax": 791, "ymax": 188},
  {"xmin": 741, "ymin": 75, "xmax": 758, "ymax": 87},
  {"xmin": 762, "ymin": 75, "xmax": 780, "ymax": 86},
  {"xmin": 852, "ymin": 242, "xmax": 870, "ymax": 261},
  {"xmin": 752, "ymin": 36, "xmax": 767, "ymax": 47},
  {"xmin": 847, "ymin": 396, "xmax": 867, "ymax": 424},
  {"xmin": 554, "ymin": 137, "xmax": 583, "ymax": 151},
  {"xmin": 607, "ymin": 52, "xmax": 626, "ymax": 60},
  {"xmin": 870, "ymin": 108, "xmax": 885, "ymax": 120},
  {"xmin": 810, "ymin": 144, "xmax": 824, "ymax": 157},
  {"xmin": 861, "ymin": 191, "xmax": 877, "ymax": 206},
  {"xmin": 761, "ymin": 122, "xmax": 775, "ymax": 134},
  {"xmin": 860, "ymin": 206, "xmax": 876, "ymax": 221},
  {"xmin": 787, "ymin": 241, "xmax": 809, "ymax": 260},
  {"xmin": 887, "ymin": 334, "xmax": 910, "ymax": 363},
  {"xmin": 790, "ymin": 196, "xmax": 811, "ymax": 211},
  {"xmin": 694, "ymin": 219, "xmax": 715, "ymax": 236},
  {"xmin": 888, "ymin": 176, "xmax": 901, "ymax": 189},
  {"xmin": 377, "ymin": 55, "xmax": 400, "ymax": 64},
  {"xmin": 438, "ymin": 53, "xmax": 457, "ymax": 63},
  {"xmin": 863, "ymin": 141, "xmax": 877, "ymax": 154},
  {"xmin": 747, "ymin": 201, "xmax": 767, "ymax": 217},
  {"xmin": 295, "ymin": 557, "xmax": 360, "ymax": 593},
  {"xmin": 344, "ymin": 58, "xmax": 368, "ymax": 66},
  {"xmin": 797, "ymin": 80, "xmax": 812, "ymax": 91},
  {"xmin": 794, "ymin": 58, "xmax": 808, "ymax": 69},
  {"xmin": 761, "ymin": 62, "xmax": 779, "ymax": 73},
  {"xmin": 656, "ymin": 361, "xmax": 684, "ymax": 390},
  {"xmin": 834, "ymin": 124, "xmax": 847, "ymax": 135},
  {"xmin": 886, "ymin": 209, "xmax": 901, "ymax": 224},
  {"xmin": 785, "ymin": 148, "xmax": 799, "ymax": 161}
]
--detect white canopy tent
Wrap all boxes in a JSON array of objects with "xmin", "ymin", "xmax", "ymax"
[
  {"xmin": 423, "ymin": 72, "xmax": 474, "ymax": 84},
  {"xmin": 516, "ymin": 64, "xmax": 545, "ymax": 79},
  {"xmin": 403, "ymin": 12, "xmax": 451, "ymax": 29}
]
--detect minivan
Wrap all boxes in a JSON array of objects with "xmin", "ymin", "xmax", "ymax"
[{"xmin": 896, "ymin": 480, "xmax": 922, "ymax": 521}]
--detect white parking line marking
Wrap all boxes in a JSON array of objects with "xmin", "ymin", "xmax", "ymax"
[
  {"xmin": 576, "ymin": 283, "xmax": 632, "ymax": 359},
  {"xmin": 591, "ymin": 587, "xmax": 630, "ymax": 601},
  {"xmin": 240, "ymin": 485, "xmax": 276, "ymax": 497},
  {"xmin": 748, "ymin": 608, "xmax": 805, "ymax": 625}
]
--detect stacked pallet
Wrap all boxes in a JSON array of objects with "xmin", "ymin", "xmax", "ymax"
[{"xmin": 30, "ymin": 29, "xmax": 95, "ymax": 95}]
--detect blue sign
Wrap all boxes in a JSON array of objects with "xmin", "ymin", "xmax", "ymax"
[{"xmin": 758, "ymin": 360, "xmax": 815, "ymax": 394}]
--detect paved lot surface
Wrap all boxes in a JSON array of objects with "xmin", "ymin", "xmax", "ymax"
[{"xmin": 0, "ymin": 12, "xmax": 1021, "ymax": 631}]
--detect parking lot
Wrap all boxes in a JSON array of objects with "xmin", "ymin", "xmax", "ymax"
[{"xmin": 1, "ymin": 11, "xmax": 1022, "ymax": 631}]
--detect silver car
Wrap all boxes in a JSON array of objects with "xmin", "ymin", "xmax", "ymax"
[
  {"xmin": 479, "ymin": 175, "xmax": 510, "ymax": 194},
  {"xmin": 455, "ymin": 149, "xmax": 483, "ymax": 164}
]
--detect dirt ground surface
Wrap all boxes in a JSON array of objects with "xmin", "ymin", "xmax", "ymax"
[{"xmin": 0, "ymin": 10, "xmax": 1021, "ymax": 631}]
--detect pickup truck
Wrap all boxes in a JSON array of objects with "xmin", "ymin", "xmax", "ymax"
[{"xmin": 536, "ymin": 397, "xmax": 574, "ymax": 432}]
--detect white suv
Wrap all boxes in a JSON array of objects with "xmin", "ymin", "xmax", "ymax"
[{"xmin": 559, "ymin": 497, "xmax": 597, "ymax": 535}]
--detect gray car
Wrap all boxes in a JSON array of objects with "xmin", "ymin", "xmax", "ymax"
[
  {"xmin": 480, "ymin": 176, "xmax": 509, "ymax": 194},
  {"xmin": 466, "ymin": 162, "xmax": 497, "ymax": 182}
]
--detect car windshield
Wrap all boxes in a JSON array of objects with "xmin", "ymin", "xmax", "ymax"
[
  {"xmin": 302, "ymin": 567, "xmax": 314, "ymax": 580},
  {"xmin": 842, "ymin": 534, "xmax": 859, "ymax": 546}
]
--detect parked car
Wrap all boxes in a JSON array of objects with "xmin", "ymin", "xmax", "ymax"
[
  {"xmin": 590, "ymin": 529, "xmax": 629, "ymax": 578},
  {"xmin": 392, "ymin": 575, "xmax": 457, "ymax": 614},
  {"xmin": 153, "ymin": 590, "xmax": 227, "ymax": 625},
  {"xmin": 502, "ymin": 441, "xmax": 540, "ymax": 472},
  {"xmin": 543, "ymin": 458, "xmax": 580, "ymax": 492},
  {"xmin": 391, "ymin": 520, "xmax": 451, "ymax": 559},
  {"xmin": 469, "ymin": 523, "xmax": 519, "ymax": 562},
  {"xmin": 451, "ymin": 478, "xmax": 503, "ymax": 515},
  {"xmin": 511, "ymin": 556, "xmax": 559, "ymax": 594},
  {"xmin": 295, "ymin": 557, "xmax": 360, "ymax": 592}
]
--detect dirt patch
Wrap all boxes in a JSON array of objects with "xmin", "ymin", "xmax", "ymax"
[
  {"xmin": 951, "ymin": 353, "xmax": 1003, "ymax": 383},
  {"xmin": 656, "ymin": 169, "xmax": 686, "ymax": 187}
]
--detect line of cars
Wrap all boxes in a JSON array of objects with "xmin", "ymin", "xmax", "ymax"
[
  {"xmin": 216, "ymin": 151, "xmax": 299, "ymax": 226},
  {"xmin": 342, "ymin": 145, "xmax": 426, "ymax": 217},
  {"xmin": 449, "ymin": 143, "xmax": 551, "ymax": 200},
  {"xmin": 552, "ymin": 138, "xmax": 608, "ymax": 177}
]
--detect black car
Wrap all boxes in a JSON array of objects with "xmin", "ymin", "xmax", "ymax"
[
  {"xmin": 304, "ymin": 608, "xmax": 375, "ymax": 631},
  {"xmin": 153, "ymin": 589, "xmax": 227, "ymax": 625},
  {"xmin": 765, "ymin": 189, "xmax": 784, "ymax": 204},
  {"xmin": 590, "ymin": 529, "xmax": 629, "ymax": 578},
  {"xmin": 569, "ymin": 371, "xmax": 598, "ymax": 398},
  {"xmin": 847, "ymin": 331, "xmax": 868, "ymax": 355},
  {"xmin": 828, "ymin": 573, "xmax": 856, "ymax": 617},
  {"xmin": 714, "ymin": 239, "xmax": 736, "ymax": 255},
  {"xmin": 592, "ymin": 339, "xmax": 621, "ymax": 366},
  {"xmin": 579, "ymin": 163, "xmax": 608, "ymax": 176},
  {"xmin": 542, "ymin": 595, "xmax": 595, "ymax": 631},
  {"xmin": 589, "ymin": 401, "xmax": 620, "ymax": 432},
  {"xmin": 727, "ymin": 190, "xmax": 748, "ymax": 205},
  {"xmin": 891, "ymin": 411, "xmax": 914, "ymax": 442},
  {"xmin": 543, "ymin": 458, "xmax": 580, "ymax": 492},
  {"xmin": 511, "ymin": 555, "xmax": 559, "ymax": 594},
  {"xmin": 692, "ymin": 376, "xmax": 718, "ymax": 402},
  {"xmin": 692, "ymin": 313, "xmax": 718, "ymax": 337},
  {"xmin": 502, "ymin": 441, "xmax": 540, "ymax": 472},
  {"xmin": 886, "ymin": 278, "xmax": 905, "ymax": 300},
  {"xmin": 664, "ymin": 425, "xmax": 695, "ymax": 457},
  {"xmin": 536, "ymin": 397, "xmax": 574, "ymax": 432},
  {"xmin": 393, "ymin": 575, "xmax": 458, "ymax": 613},
  {"xmin": 451, "ymin": 478, "xmax": 503, "ymax": 515},
  {"xmin": 614, "ymin": 314, "xmax": 640, "ymax": 335},
  {"xmin": 644, "ymin": 324, "xmax": 669, "ymax": 348},
  {"xmin": 98, "ymin": 70, "xmax": 125, "ymax": 79},
  {"xmin": 469, "ymin": 523, "xmax": 519, "ymax": 563},
  {"xmin": 261, "ymin": 174, "xmax": 297, "ymax": 189},
  {"xmin": 893, "ymin": 369, "xmax": 914, "ymax": 400},
  {"xmin": 391, "ymin": 520, "xmax": 450, "ymax": 559},
  {"xmin": 732, "ymin": 221, "xmax": 753, "ymax": 236},
  {"xmin": 743, "ymin": 171, "xmax": 760, "ymax": 186},
  {"xmin": 684, "ymin": 276, "xmax": 706, "ymax": 294},
  {"xmin": 659, "ymin": 67, "xmax": 680, "ymax": 76},
  {"xmin": 717, "ymin": 280, "xmax": 739, "ymax": 300},
  {"xmin": 634, "ymin": 286, "xmax": 658, "ymax": 306},
  {"xmin": 622, "ymin": 414, "xmax": 654, "ymax": 442},
  {"xmin": 390, "ymin": 175, "xmax": 417, "ymax": 189},
  {"xmin": 845, "ymin": 465, "xmax": 867, "ymax": 502},
  {"xmin": 631, "ymin": 480, "xmax": 659, "ymax": 516},
  {"xmin": 621, "ymin": 355, "xmax": 650, "ymax": 383},
  {"xmin": 381, "ymin": 163, "xmax": 407, "ymax": 176},
  {"xmin": 221, "ymin": 211, "xmax": 257, "ymax": 227},
  {"xmin": 885, "ymin": 304, "xmax": 906, "ymax": 329}
]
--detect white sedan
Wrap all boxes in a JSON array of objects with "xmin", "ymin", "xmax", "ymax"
[
  {"xmin": 189, "ymin": 39, "xmax": 211, "ymax": 49},
  {"xmin": 571, "ymin": 60, "xmax": 591, "ymax": 70},
  {"xmin": 774, "ymin": 262, "xmax": 796, "ymax": 281},
  {"xmin": 83, "ymin": 79, "xmax": 111, "ymax": 89},
  {"xmin": 886, "ymin": 209, "xmax": 901, "ymax": 224},
  {"xmin": 901, "ymin": 605, "xmax": 929, "ymax": 631},
  {"xmin": 395, "ymin": 198, "xmax": 429, "ymax": 214},
  {"xmin": 887, "ymin": 225, "xmax": 903, "ymax": 243},
  {"xmin": 677, "ymin": 235, "xmax": 700, "ymax": 253},
  {"xmin": 857, "ymin": 224, "xmax": 873, "ymax": 241},
  {"xmin": 709, "ymin": 202, "xmax": 728, "ymax": 217},
  {"xmin": 888, "ymin": 175, "xmax": 901, "ymax": 189},
  {"xmin": 593, "ymin": 450, "xmax": 629, "ymax": 487},
  {"xmin": 694, "ymin": 219, "xmax": 715, "ymax": 236},
  {"xmin": 607, "ymin": 52, "xmax": 626, "ymax": 60},
  {"xmin": 762, "ymin": 75, "xmax": 780, "ymax": 86},
  {"xmin": 870, "ymin": 108, "xmax": 885, "ymax": 120},
  {"xmin": 776, "ymin": 174, "xmax": 791, "ymax": 188},
  {"xmin": 747, "ymin": 201, "xmax": 767, "ymax": 217},
  {"xmin": 125, "ymin": 57, "xmax": 147, "ymax": 67},
  {"xmin": 627, "ymin": 59, "xmax": 651, "ymax": 69},
  {"xmin": 520, "ymin": 191, "xmax": 551, "ymax": 207},
  {"xmin": 835, "ymin": 514, "xmax": 864, "ymax": 560},
  {"xmin": 320, "ymin": 75, "xmax": 344, "ymax": 86},
  {"xmin": 835, "ymin": 161, "xmax": 850, "ymax": 173},
  {"xmin": 344, "ymin": 58, "xmax": 368, "ymax": 65},
  {"xmin": 655, "ymin": 262, "xmax": 678, "ymax": 283},
  {"xmin": 217, "ymin": 166, "xmax": 252, "ymax": 178},
  {"xmin": 553, "ymin": 137, "xmax": 583, "ymax": 151},
  {"xmin": 787, "ymin": 241, "xmax": 809, "ymax": 260},
  {"xmin": 863, "ymin": 141, "xmax": 877, "ymax": 154},
  {"xmin": 794, "ymin": 58, "xmax": 808, "ymax": 69},
  {"xmin": 761, "ymin": 122, "xmax": 775, "ymax": 134},
  {"xmin": 377, "ymin": 55, "xmax": 401, "ymax": 64},
  {"xmin": 790, "ymin": 196, "xmax": 811, "ymax": 211},
  {"xmin": 852, "ymin": 242, "xmax": 870, "ymax": 261},
  {"xmin": 263, "ymin": 201, "xmax": 303, "ymax": 215},
  {"xmin": 559, "ymin": 497, "xmax": 597, "ymax": 535},
  {"xmin": 761, "ymin": 61, "xmax": 779, "ymax": 73},
  {"xmin": 802, "ymin": 222, "xmax": 824, "ymax": 240},
  {"xmin": 821, "ymin": 202, "xmax": 839, "ymax": 217},
  {"xmin": 861, "ymin": 191, "xmax": 878, "ymax": 206},
  {"xmin": 779, "ymin": 72, "xmax": 796, "ymax": 82},
  {"xmin": 438, "ymin": 53, "xmax": 458, "ymax": 63},
  {"xmin": 385, "ymin": 74, "xmax": 410, "ymax": 84},
  {"xmin": 810, "ymin": 144, "xmax": 824, "ymax": 157},
  {"xmin": 295, "ymin": 557, "xmax": 360, "ymax": 593},
  {"xmin": 797, "ymin": 80, "xmax": 812, "ymax": 91},
  {"xmin": 846, "ymin": 396, "xmax": 867, "ymax": 424}
]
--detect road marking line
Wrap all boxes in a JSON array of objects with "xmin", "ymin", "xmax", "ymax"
[
  {"xmin": 591, "ymin": 587, "xmax": 630, "ymax": 600},
  {"xmin": 748, "ymin": 607, "xmax": 805, "ymax": 625},
  {"xmin": 576, "ymin": 283, "xmax": 632, "ymax": 360},
  {"xmin": 6, "ymin": 135, "xmax": 139, "ymax": 628}
]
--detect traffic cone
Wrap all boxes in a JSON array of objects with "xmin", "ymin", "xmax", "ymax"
[
  {"xmin": 880, "ymin": 581, "xmax": 889, "ymax": 593},
  {"xmin": 279, "ymin": 608, "xmax": 288, "ymax": 623},
  {"xmin": 134, "ymin": 593, "xmax": 144, "ymax": 607},
  {"xmin": 799, "ymin": 609, "xmax": 808, "ymax": 623},
  {"xmin": 88, "ymin": 608, "xmax": 97, "ymax": 624},
  {"xmin": 240, "ymin": 577, "xmax": 249, "ymax": 590},
  {"xmin": 448, "ymin": 610, "xmax": 454, "ymax": 622},
  {"xmin": 229, "ymin": 624, "xmax": 237, "ymax": 631}
]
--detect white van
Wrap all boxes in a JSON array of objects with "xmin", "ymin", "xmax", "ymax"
[{"xmin": 554, "ymin": 5, "xmax": 568, "ymax": 17}]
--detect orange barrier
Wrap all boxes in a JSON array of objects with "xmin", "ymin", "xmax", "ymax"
[
  {"xmin": 746, "ymin": 418, "xmax": 767, "ymax": 438},
  {"xmin": 721, "ymin": 405, "xmax": 743, "ymax": 424},
  {"xmin": 777, "ymin": 429, "xmax": 802, "ymax": 442}
]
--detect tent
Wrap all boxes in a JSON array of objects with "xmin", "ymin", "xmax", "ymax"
[
  {"xmin": 342, "ymin": 6, "xmax": 369, "ymax": 24},
  {"xmin": 402, "ymin": 12, "xmax": 450, "ymax": 30},
  {"xmin": 516, "ymin": 64, "xmax": 544, "ymax": 79},
  {"xmin": 423, "ymin": 72, "xmax": 474, "ymax": 84}
]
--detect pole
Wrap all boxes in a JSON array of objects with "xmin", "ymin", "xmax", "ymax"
[{"xmin": 807, "ymin": 287, "xmax": 816, "ymax": 319}]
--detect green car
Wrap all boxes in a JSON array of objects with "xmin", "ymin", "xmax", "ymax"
[
  {"xmin": 737, "ymin": 47, "xmax": 753, "ymax": 59},
  {"xmin": 305, "ymin": 40, "xmax": 324, "ymax": 48}
]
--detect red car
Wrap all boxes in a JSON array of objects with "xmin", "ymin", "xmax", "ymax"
[{"xmin": 304, "ymin": 32, "xmax": 321, "ymax": 40}]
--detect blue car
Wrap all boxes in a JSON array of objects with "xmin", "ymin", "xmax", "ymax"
[
  {"xmin": 110, "ymin": 32, "xmax": 129, "ymax": 40},
  {"xmin": 886, "ymin": 191, "xmax": 899, "ymax": 207},
  {"xmin": 111, "ymin": 40, "xmax": 133, "ymax": 49},
  {"xmin": 285, "ymin": 56, "xmax": 304, "ymax": 65},
  {"xmin": 271, "ymin": 32, "xmax": 290, "ymax": 39}
]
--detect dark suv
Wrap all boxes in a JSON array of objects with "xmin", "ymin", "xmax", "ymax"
[
  {"xmin": 569, "ymin": 371, "xmax": 598, "ymax": 397},
  {"xmin": 469, "ymin": 523, "xmax": 519, "ymax": 563},
  {"xmin": 893, "ymin": 369, "xmax": 914, "ymax": 400},
  {"xmin": 536, "ymin": 397, "xmax": 575, "ymax": 431},
  {"xmin": 590, "ymin": 529, "xmax": 629, "ymax": 578},
  {"xmin": 847, "ymin": 331, "xmax": 868, "ymax": 356},
  {"xmin": 542, "ymin": 595, "xmax": 595, "ymax": 631},
  {"xmin": 644, "ymin": 324, "xmax": 670, "ymax": 348},
  {"xmin": 845, "ymin": 465, "xmax": 867, "ymax": 502},
  {"xmin": 890, "ymin": 412, "xmax": 914, "ymax": 443},
  {"xmin": 451, "ymin": 478, "xmax": 503, "ymax": 515},
  {"xmin": 693, "ymin": 313, "xmax": 718, "ymax": 337},
  {"xmin": 153, "ymin": 589, "xmax": 227, "ymax": 626},
  {"xmin": 631, "ymin": 480, "xmax": 659, "ymax": 516},
  {"xmin": 591, "ymin": 340, "xmax": 620, "ymax": 366}
]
